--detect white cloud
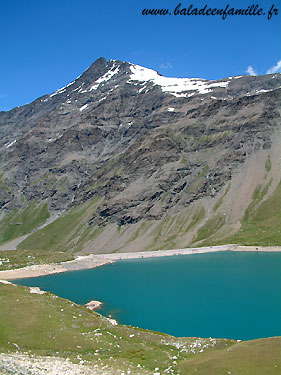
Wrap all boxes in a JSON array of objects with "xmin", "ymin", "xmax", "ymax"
[
  {"xmin": 159, "ymin": 62, "xmax": 172, "ymax": 70},
  {"xmin": 246, "ymin": 65, "xmax": 257, "ymax": 76},
  {"xmin": 266, "ymin": 60, "xmax": 281, "ymax": 74}
]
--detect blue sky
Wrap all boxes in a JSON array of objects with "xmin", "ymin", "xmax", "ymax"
[{"xmin": 0, "ymin": 0, "xmax": 280, "ymax": 111}]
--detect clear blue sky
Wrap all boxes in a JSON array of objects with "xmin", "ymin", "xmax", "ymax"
[{"xmin": 0, "ymin": 0, "xmax": 280, "ymax": 111}]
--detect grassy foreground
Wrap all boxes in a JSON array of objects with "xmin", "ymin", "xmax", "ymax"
[{"xmin": 0, "ymin": 282, "xmax": 280, "ymax": 374}]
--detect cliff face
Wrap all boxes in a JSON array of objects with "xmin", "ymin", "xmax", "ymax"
[{"xmin": 0, "ymin": 58, "xmax": 281, "ymax": 253}]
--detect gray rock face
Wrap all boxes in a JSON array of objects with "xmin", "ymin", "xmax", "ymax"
[{"xmin": 0, "ymin": 58, "xmax": 280, "ymax": 226}]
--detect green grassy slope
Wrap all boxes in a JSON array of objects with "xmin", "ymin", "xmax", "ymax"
[
  {"xmin": 17, "ymin": 203, "xmax": 206, "ymax": 255},
  {"xmin": 0, "ymin": 283, "xmax": 280, "ymax": 374},
  {"xmin": 0, "ymin": 283, "xmax": 235, "ymax": 374},
  {"xmin": 0, "ymin": 201, "xmax": 50, "ymax": 245},
  {"xmin": 198, "ymin": 180, "xmax": 281, "ymax": 247},
  {"xmin": 18, "ymin": 197, "xmax": 103, "ymax": 252},
  {"xmin": 0, "ymin": 248, "xmax": 74, "ymax": 271},
  {"xmin": 227, "ymin": 180, "xmax": 281, "ymax": 246},
  {"xmin": 177, "ymin": 337, "xmax": 281, "ymax": 375}
]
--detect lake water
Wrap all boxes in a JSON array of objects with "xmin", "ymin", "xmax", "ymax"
[{"xmin": 14, "ymin": 251, "xmax": 281, "ymax": 340}]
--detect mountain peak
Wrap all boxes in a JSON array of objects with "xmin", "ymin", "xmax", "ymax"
[
  {"xmin": 87, "ymin": 56, "xmax": 107, "ymax": 71},
  {"xmin": 0, "ymin": 57, "xmax": 281, "ymax": 253}
]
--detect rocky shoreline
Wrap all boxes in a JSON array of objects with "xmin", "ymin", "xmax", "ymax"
[
  {"xmin": 0, "ymin": 255, "xmax": 114, "ymax": 280},
  {"xmin": 85, "ymin": 300, "xmax": 103, "ymax": 310}
]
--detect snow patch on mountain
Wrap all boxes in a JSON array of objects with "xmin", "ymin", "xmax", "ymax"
[
  {"xmin": 79, "ymin": 104, "xmax": 89, "ymax": 112},
  {"xmin": 128, "ymin": 64, "xmax": 230, "ymax": 97},
  {"xmin": 89, "ymin": 63, "xmax": 120, "ymax": 91},
  {"xmin": 50, "ymin": 80, "xmax": 76, "ymax": 97},
  {"xmin": 89, "ymin": 84, "xmax": 99, "ymax": 91},
  {"xmin": 49, "ymin": 71, "xmax": 84, "ymax": 98},
  {"xmin": 50, "ymin": 88, "xmax": 66, "ymax": 98},
  {"xmin": 6, "ymin": 140, "xmax": 17, "ymax": 148}
]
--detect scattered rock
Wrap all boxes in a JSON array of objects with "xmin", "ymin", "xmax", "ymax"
[
  {"xmin": 85, "ymin": 300, "xmax": 103, "ymax": 310},
  {"xmin": 29, "ymin": 287, "xmax": 45, "ymax": 295}
]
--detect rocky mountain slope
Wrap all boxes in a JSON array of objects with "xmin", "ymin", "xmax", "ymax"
[{"xmin": 0, "ymin": 58, "xmax": 281, "ymax": 255}]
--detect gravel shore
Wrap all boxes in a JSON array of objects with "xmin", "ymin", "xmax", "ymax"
[{"xmin": 1, "ymin": 245, "xmax": 281, "ymax": 281}]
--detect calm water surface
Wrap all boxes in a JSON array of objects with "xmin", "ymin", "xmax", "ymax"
[{"xmin": 14, "ymin": 251, "xmax": 281, "ymax": 340}]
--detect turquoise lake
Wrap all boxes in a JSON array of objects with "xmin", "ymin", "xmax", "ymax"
[{"xmin": 14, "ymin": 251, "xmax": 281, "ymax": 340}]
